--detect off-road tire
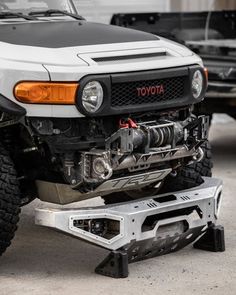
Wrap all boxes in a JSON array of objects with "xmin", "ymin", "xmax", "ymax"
[
  {"xmin": 103, "ymin": 141, "xmax": 213, "ymax": 204},
  {"xmin": 160, "ymin": 141, "xmax": 213, "ymax": 193},
  {"xmin": 0, "ymin": 144, "xmax": 21, "ymax": 256}
]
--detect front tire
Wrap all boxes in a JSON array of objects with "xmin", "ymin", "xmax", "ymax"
[
  {"xmin": 0, "ymin": 144, "xmax": 21, "ymax": 256},
  {"xmin": 160, "ymin": 141, "xmax": 213, "ymax": 193}
]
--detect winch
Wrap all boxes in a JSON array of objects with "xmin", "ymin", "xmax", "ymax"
[{"xmin": 62, "ymin": 116, "xmax": 208, "ymax": 192}]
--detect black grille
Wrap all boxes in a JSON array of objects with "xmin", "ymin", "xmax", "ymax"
[{"xmin": 111, "ymin": 76, "xmax": 186, "ymax": 107}]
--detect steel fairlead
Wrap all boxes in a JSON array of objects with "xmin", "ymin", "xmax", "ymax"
[{"xmin": 35, "ymin": 177, "xmax": 225, "ymax": 278}]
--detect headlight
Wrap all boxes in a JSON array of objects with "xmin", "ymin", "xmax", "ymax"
[
  {"xmin": 82, "ymin": 81, "xmax": 104, "ymax": 113},
  {"xmin": 192, "ymin": 70, "xmax": 203, "ymax": 99}
]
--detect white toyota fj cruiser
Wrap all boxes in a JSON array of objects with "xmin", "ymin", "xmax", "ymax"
[{"xmin": 0, "ymin": 0, "xmax": 213, "ymax": 260}]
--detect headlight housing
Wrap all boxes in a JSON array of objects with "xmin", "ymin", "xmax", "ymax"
[
  {"xmin": 192, "ymin": 70, "xmax": 203, "ymax": 99},
  {"xmin": 82, "ymin": 81, "xmax": 104, "ymax": 113},
  {"xmin": 14, "ymin": 82, "xmax": 78, "ymax": 104}
]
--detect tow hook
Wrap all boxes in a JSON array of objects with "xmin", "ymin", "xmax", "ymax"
[{"xmin": 196, "ymin": 147, "xmax": 205, "ymax": 162}]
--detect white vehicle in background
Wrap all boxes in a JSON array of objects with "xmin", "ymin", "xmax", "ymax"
[
  {"xmin": 0, "ymin": 0, "xmax": 222, "ymax": 278},
  {"xmin": 73, "ymin": 0, "xmax": 169, "ymax": 24}
]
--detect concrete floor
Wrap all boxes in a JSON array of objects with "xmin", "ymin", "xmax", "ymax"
[{"xmin": 0, "ymin": 115, "xmax": 236, "ymax": 295}]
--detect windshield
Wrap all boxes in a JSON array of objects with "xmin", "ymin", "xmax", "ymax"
[{"xmin": 0, "ymin": 0, "xmax": 77, "ymax": 15}]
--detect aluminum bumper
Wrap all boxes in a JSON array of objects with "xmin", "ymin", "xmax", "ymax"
[{"xmin": 35, "ymin": 177, "xmax": 222, "ymax": 252}]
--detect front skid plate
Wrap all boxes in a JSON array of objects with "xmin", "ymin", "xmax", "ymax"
[
  {"xmin": 35, "ymin": 177, "xmax": 222, "ymax": 254},
  {"xmin": 126, "ymin": 226, "xmax": 205, "ymax": 263}
]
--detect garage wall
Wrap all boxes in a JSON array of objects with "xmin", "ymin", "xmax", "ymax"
[
  {"xmin": 171, "ymin": 0, "xmax": 215, "ymax": 11},
  {"xmin": 74, "ymin": 0, "xmax": 170, "ymax": 23},
  {"xmin": 171, "ymin": 0, "xmax": 236, "ymax": 11},
  {"xmin": 215, "ymin": 0, "xmax": 236, "ymax": 9},
  {"xmin": 74, "ymin": 0, "xmax": 236, "ymax": 24}
]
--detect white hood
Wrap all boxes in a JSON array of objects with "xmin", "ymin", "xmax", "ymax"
[{"xmin": 0, "ymin": 20, "xmax": 203, "ymax": 118}]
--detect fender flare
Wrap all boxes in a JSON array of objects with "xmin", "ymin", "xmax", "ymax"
[{"xmin": 0, "ymin": 93, "xmax": 26, "ymax": 116}]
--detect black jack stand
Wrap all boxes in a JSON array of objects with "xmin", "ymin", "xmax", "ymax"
[
  {"xmin": 95, "ymin": 224, "xmax": 225, "ymax": 279},
  {"xmin": 95, "ymin": 251, "xmax": 129, "ymax": 279},
  {"xmin": 194, "ymin": 224, "xmax": 225, "ymax": 252}
]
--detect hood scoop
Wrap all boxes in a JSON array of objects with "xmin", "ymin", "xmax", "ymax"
[
  {"xmin": 82, "ymin": 49, "xmax": 172, "ymax": 66},
  {"xmin": 92, "ymin": 51, "xmax": 167, "ymax": 64}
]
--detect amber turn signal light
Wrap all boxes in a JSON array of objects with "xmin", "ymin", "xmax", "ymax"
[
  {"xmin": 14, "ymin": 82, "xmax": 79, "ymax": 104},
  {"xmin": 204, "ymin": 68, "xmax": 208, "ymax": 82}
]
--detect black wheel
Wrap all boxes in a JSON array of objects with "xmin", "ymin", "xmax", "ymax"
[
  {"xmin": 103, "ymin": 141, "xmax": 213, "ymax": 204},
  {"xmin": 160, "ymin": 141, "xmax": 213, "ymax": 193},
  {"xmin": 0, "ymin": 144, "xmax": 21, "ymax": 256}
]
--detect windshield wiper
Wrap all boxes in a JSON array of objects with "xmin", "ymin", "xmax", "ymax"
[
  {"xmin": 29, "ymin": 9, "xmax": 85, "ymax": 21},
  {"xmin": 0, "ymin": 12, "xmax": 37, "ymax": 20}
]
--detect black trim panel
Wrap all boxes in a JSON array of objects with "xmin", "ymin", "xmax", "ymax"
[
  {"xmin": 0, "ymin": 94, "xmax": 26, "ymax": 116},
  {"xmin": 111, "ymin": 67, "xmax": 188, "ymax": 83}
]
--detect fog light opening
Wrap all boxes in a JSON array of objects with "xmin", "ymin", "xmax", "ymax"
[{"xmin": 73, "ymin": 218, "xmax": 120, "ymax": 240}]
